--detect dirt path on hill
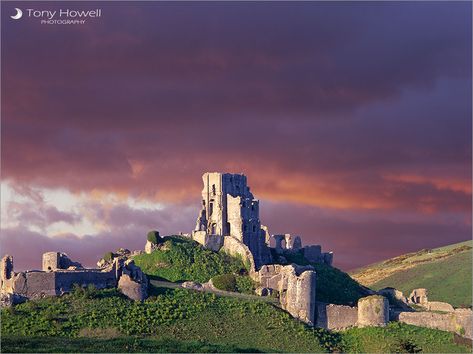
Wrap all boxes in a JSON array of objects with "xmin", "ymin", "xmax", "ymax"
[{"xmin": 150, "ymin": 279, "xmax": 280, "ymax": 305}]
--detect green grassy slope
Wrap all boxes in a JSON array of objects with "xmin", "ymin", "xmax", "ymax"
[
  {"xmin": 341, "ymin": 322, "xmax": 471, "ymax": 353},
  {"xmin": 371, "ymin": 250, "xmax": 472, "ymax": 308},
  {"xmin": 282, "ymin": 250, "xmax": 370, "ymax": 305},
  {"xmin": 134, "ymin": 236, "xmax": 368, "ymax": 305},
  {"xmin": 0, "ymin": 287, "xmax": 331, "ymax": 353},
  {"xmin": 1, "ymin": 287, "xmax": 469, "ymax": 353},
  {"xmin": 133, "ymin": 236, "xmax": 246, "ymax": 283},
  {"xmin": 351, "ymin": 240, "xmax": 472, "ymax": 308}
]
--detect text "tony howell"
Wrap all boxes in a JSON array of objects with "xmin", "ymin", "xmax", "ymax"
[{"xmin": 26, "ymin": 8, "xmax": 102, "ymax": 20}]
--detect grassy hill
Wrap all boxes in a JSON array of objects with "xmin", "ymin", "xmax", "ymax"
[
  {"xmin": 134, "ymin": 236, "xmax": 368, "ymax": 305},
  {"xmin": 350, "ymin": 240, "xmax": 472, "ymax": 308},
  {"xmin": 133, "ymin": 236, "xmax": 246, "ymax": 283},
  {"xmin": 1, "ymin": 286, "xmax": 470, "ymax": 353},
  {"xmin": 281, "ymin": 250, "xmax": 370, "ymax": 305}
]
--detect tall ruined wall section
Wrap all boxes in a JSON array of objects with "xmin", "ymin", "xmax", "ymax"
[
  {"xmin": 284, "ymin": 268, "xmax": 317, "ymax": 325},
  {"xmin": 2, "ymin": 267, "xmax": 117, "ymax": 300},
  {"xmin": 193, "ymin": 172, "xmax": 272, "ymax": 269},
  {"xmin": 255, "ymin": 264, "xmax": 316, "ymax": 325}
]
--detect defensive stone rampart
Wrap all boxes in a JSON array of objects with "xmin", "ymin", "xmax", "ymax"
[
  {"xmin": 397, "ymin": 309, "xmax": 473, "ymax": 339},
  {"xmin": 357, "ymin": 295, "xmax": 389, "ymax": 327},
  {"xmin": 1, "ymin": 253, "xmax": 148, "ymax": 304},
  {"xmin": 316, "ymin": 302, "xmax": 358, "ymax": 330}
]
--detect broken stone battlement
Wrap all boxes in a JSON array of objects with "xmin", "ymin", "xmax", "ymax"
[{"xmin": 1, "ymin": 252, "xmax": 148, "ymax": 305}]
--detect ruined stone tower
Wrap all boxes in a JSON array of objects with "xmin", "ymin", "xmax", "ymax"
[{"xmin": 193, "ymin": 172, "xmax": 272, "ymax": 269}]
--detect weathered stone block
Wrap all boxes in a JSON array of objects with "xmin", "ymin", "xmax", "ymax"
[
  {"xmin": 118, "ymin": 274, "xmax": 146, "ymax": 301},
  {"xmin": 316, "ymin": 303, "xmax": 358, "ymax": 330},
  {"xmin": 357, "ymin": 295, "xmax": 389, "ymax": 327},
  {"xmin": 426, "ymin": 301, "xmax": 454, "ymax": 312},
  {"xmin": 303, "ymin": 245, "xmax": 322, "ymax": 263}
]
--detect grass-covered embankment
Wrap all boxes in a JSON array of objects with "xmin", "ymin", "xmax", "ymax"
[
  {"xmin": 133, "ymin": 236, "xmax": 246, "ymax": 283},
  {"xmin": 1, "ymin": 286, "xmax": 334, "ymax": 353},
  {"xmin": 1, "ymin": 286, "xmax": 470, "ymax": 353}
]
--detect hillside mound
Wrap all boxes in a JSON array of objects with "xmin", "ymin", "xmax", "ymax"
[
  {"xmin": 133, "ymin": 236, "xmax": 246, "ymax": 283},
  {"xmin": 135, "ymin": 236, "xmax": 369, "ymax": 305},
  {"xmin": 281, "ymin": 250, "xmax": 371, "ymax": 305},
  {"xmin": 350, "ymin": 240, "xmax": 472, "ymax": 308}
]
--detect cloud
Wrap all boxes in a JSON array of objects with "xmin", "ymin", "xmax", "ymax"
[
  {"xmin": 1, "ymin": 2, "xmax": 471, "ymax": 270},
  {"xmin": 0, "ymin": 188, "xmax": 197, "ymax": 271},
  {"xmin": 260, "ymin": 201, "xmax": 472, "ymax": 270}
]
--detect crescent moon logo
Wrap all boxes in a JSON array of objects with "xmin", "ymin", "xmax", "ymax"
[{"xmin": 11, "ymin": 8, "xmax": 23, "ymax": 20}]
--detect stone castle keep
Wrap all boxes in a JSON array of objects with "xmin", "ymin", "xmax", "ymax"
[
  {"xmin": 192, "ymin": 172, "xmax": 332, "ymax": 269},
  {"xmin": 192, "ymin": 172, "xmax": 272, "ymax": 268},
  {"xmin": 190, "ymin": 172, "xmax": 333, "ymax": 324}
]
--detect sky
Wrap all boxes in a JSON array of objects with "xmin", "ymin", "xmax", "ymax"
[{"xmin": 1, "ymin": 1, "xmax": 471, "ymax": 271}]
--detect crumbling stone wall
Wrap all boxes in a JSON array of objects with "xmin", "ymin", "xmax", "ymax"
[
  {"xmin": 1, "ymin": 253, "xmax": 147, "ymax": 303},
  {"xmin": 193, "ymin": 231, "xmax": 224, "ymax": 252},
  {"xmin": 42, "ymin": 252, "xmax": 83, "ymax": 271},
  {"xmin": 397, "ymin": 309, "xmax": 473, "ymax": 339},
  {"xmin": 357, "ymin": 295, "xmax": 389, "ymax": 327},
  {"xmin": 302, "ymin": 245, "xmax": 333, "ymax": 266},
  {"xmin": 1, "ymin": 255, "xmax": 14, "ymax": 292},
  {"xmin": 254, "ymin": 264, "xmax": 316, "ymax": 325},
  {"xmin": 425, "ymin": 301, "xmax": 454, "ymax": 312},
  {"xmin": 284, "ymin": 268, "xmax": 316, "ymax": 324},
  {"xmin": 1, "ymin": 255, "xmax": 13, "ymax": 281},
  {"xmin": 408, "ymin": 288, "xmax": 428, "ymax": 304},
  {"xmin": 222, "ymin": 236, "xmax": 256, "ymax": 273},
  {"xmin": 145, "ymin": 241, "xmax": 159, "ymax": 254},
  {"xmin": 117, "ymin": 259, "xmax": 148, "ymax": 301},
  {"xmin": 316, "ymin": 302, "xmax": 358, "ymax": 330}
]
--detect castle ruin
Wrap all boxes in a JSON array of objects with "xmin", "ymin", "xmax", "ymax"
[
  {"xmin": 1, "ymin": 251, "xmax": 148, "ymax": 305},
  {"xmin": 191, "ymin": 172, "xmax": 332, "ymax": 324},
  {"xmin": 192, "ymin": 172, "xmax": 272, "ymax": 268}
]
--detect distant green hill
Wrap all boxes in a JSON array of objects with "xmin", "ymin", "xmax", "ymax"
[{"xmin": 351, "ymin": 240, "xmax": 472, "ymax": 308}]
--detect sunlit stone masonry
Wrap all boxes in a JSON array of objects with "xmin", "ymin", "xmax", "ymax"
[{"xmin": 192, "ymin": 172, "xmax": 273, "ymax": 268}]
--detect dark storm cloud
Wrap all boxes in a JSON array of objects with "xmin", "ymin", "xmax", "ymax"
[{"xmin": 1, "ymin": 1, "xmax": 471, "ymax": 269}]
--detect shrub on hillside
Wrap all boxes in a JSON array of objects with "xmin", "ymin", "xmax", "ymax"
[
  {"xmin": 212, "ymin": 274, "xmax": 237, "ymax": 292},
  {"xmin": 147, "ymin": 230, "xmax": 160, "ymax": 244},
  {"xmin": 103, "ymin": 252, "xmax": 114, "ymax": 262},
  {"xmin": 235, "ymin": 275, "xmax": 255, "ymax": 294},
  {"xmin": 72, "ymin": 284, "xmax": 97, "ymax": 300}
]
